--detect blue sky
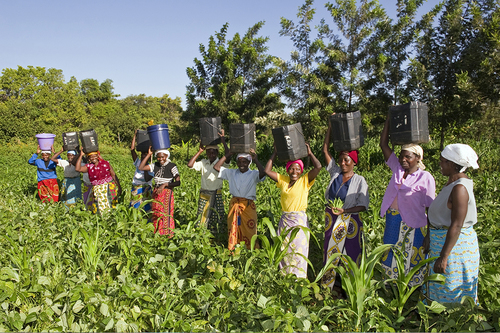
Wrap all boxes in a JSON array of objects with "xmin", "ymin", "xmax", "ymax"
[{"xmin": 1, "ymin": 0, "xmax": 438, "ymax": 108}]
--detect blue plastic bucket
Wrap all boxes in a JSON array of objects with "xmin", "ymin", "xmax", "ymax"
[
  {"xmin": 35, "ymin": 133, "xmax": 56, "ymax": 151},
  {"xmin": 147, "ymin": 124, "xmax": 170, "ymax": 150}
]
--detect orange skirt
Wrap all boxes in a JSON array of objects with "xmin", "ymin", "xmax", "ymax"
[{"xmin": 227, "ymin": 197, "xmax": 258, "ymax": 250}]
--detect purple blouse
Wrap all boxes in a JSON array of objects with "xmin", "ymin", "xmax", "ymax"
[{"xmin": 380, "ymin": 153, "xmax": 436, "ymax": 228}]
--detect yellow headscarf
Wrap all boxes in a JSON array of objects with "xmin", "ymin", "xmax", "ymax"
[{"xmin": 401, "ymin": 144, "xmax": 425, "ymax": 170}]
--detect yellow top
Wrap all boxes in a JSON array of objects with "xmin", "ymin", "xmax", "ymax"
[{"xmin": 276, "ymin": 172, "xmax": 315, "ymax": 212}]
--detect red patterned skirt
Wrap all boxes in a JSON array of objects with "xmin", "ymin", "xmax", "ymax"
[
  {"xmin": 152, "ymin": 187, "xmax": 175, "ymax": 236},
  {"xmin": 38, "ymin": 179, "xmax": 59, "ymax": 203}
]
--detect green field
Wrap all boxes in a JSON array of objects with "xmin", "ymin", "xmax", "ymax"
[{"xmin": 1, "ymin": 138, "xmax": 499, "ymax": 332}]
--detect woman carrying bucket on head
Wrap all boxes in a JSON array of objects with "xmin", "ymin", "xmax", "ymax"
[
  {"xmin": 187, "ymin": 129, "xmax": 229, "ymax": 243},
  {"xmin": 75, "ymin": 151, "xmax": 122, "ymax": 214},
  {"xmin": 130, "ymin": 129, "xmax": 154, "ymax": 216},
  {"xmin": 138, "ymin": 146, "xmax": 180, "ymax": 236},
  {"xmin": 322, "ymin": 121, "xmax": 369, "ymax": 297},
  {"xmin": 28, "ymin": 144, "xmax": 59, "ymax": 203},
  {"xmin": 379, "ymin": 113, "xmax": 435, "ymax": 286},
  {"xmin": 214, "ymin": 149, "xmax": 266, "ymax": 250},
  {"xmin": 51, "ymin": 147, "xmax": 82, "ymax": 206},
  {"xmin": 264, "ymin": 143, "xmax": 322, "ymax": 278}
]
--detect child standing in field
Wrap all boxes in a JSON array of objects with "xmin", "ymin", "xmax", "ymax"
[
  {"xmin": 51, "ymin": 147, "xmax": 82, "ymax": 206},
  {"xmin": 214, "ymin": 149, "xmax": 266, "ymax": 250},
  {"xmin": 130, "ymin": 130, "xmax": 154, "ymax": 215},
  {"xmin": 187, "ymin": 130, "xmax": 229, "ymax": 242},
  {"xmin": 28, "ymin": 145, "xmax": 59, "ymax": 203}
]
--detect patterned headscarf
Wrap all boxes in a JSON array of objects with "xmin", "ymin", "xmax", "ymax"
[{"xmin": 401, "ymin": 143, "xmax": 425, "ymax": 170}]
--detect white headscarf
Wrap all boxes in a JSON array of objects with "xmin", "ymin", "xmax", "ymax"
[
  {"xmin": 236, "ymin": 153, "xmax": 252, "ymax": 166},
  {"xmin": 155, "ymin": 149, "xmax": 171, "ymax": 164},
  {"xmin": 401, "ymin": 143, "xmax": 425, "ymax": 170},
  {"xmin": 67, "ymin": 150, "xmax": 77, "ymax": 155},
  {"xmin": 441, "ymin": 144, "xmax": 479, "ymax": 172},
  {"xmin": 41, "ymin": 150, "xmax": 51, "ymax": 154}
]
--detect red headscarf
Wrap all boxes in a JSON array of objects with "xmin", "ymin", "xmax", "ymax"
[{"xmin": 340, "ymin": 150, "xmax": 359, "ymax": 164}]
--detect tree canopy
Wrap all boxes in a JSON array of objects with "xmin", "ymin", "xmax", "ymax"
[{"xmin": 1, "ymin": 0, "xmax": 499, "ymax": 146}]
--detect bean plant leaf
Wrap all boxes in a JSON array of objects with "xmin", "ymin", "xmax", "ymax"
[
  {"xmin": 38, "ymin": 276, "xmax": 50, "ymax": 285},
  {"xmin": 105, "ymin": 318, "xmax": 114, "ymax": 331},
  {"xmin": 72, "ymin": 300, "xmax": 84, "ymax": 313},
  {"xmin": 257, "ymin": 295, "xmax": 268, "ymax": 308},
  {"xmin": 427, "ymin": 301, "xmax": 446, "ymax": 314},
  {"xmin": 100, "ymin": 303, "xmax": 109, "ymax": 317}
]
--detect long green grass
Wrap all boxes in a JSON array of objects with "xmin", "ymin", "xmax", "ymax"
[{"xmin": 0, "ymin": 137, "xmax": 499, "ymax": 332}]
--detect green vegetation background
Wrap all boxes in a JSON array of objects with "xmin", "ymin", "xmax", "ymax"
[{"xmin": 0, "ymin": 136, "xmax": 499, "ymax": 332}]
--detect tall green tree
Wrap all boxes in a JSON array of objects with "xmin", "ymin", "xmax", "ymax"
[
  {"xmin": 377, "ymin": 0, "xmax": 426, "ymax": 106},
  {"xmin": 410, "ymin": 0, "xmax": 499, "ymax": 148},
  {"xmin": 279, "ymin": 0, "xmax": 341, "ymax": 139},
  {"xmin": 184, "ymin": 22, "xmax": 284, "ymax": 138},
  {"xmin": 80, "ymin": 78, "xmax": 116, "ymax": 106},
  {"xmin": 322, "ymin": 0, "xmax": 387, "ymax": 113},
  {"xmin": 454, "ymin": 0, "xmax": 500, "ymax": 140},
  {"xmin": 0, "ymin": 66, "xmax": 85, "ymax": 141}
]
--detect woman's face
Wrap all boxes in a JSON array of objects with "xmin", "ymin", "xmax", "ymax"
[
  {"xmin": 41, "ymin": 153, "xmax": 51, "ymax": 162},
  {"xmin": 236, "ymin": 157, "xmax": 250, "ymax": 173},
  {"xmin": 439, "ymin": 156, "xmax": 456, "ymax": 176},
  {"xmin": 67, "ymin": 153, "xmax": 75, "ymax": 163},
  {"xmin": 88, "ymin": 154, "xmax": 99, "ymax": 164},
  {"xmin": 286, "ymin": 163, "xmax": 303, "ymax": 181},
  {"xmin": 156, "ymin": 152, "xmax": 168, "ymax": 165},
  {"xmin": 206, "ymin": 148, "xmax": 218, "ymax": 163},
  {"xmin": 399, "ymin": 150, "xmax": 420, "ymax": 171},
  {"xmin": 338, "ymin": 153, "xmax": 355, "ymax": 174}
]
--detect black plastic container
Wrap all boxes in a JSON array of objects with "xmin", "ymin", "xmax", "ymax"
[
  {"xmin": 135, "ymin": 130, "xmax": 151, "ymax": 152},
  {"xmin": 229, "ymin": 123, "xmax": 256, "ymax": 153},
  {"xmin": 329, "ymin": 111, "xmax": 364, "ymax": 151},
  {"xmin": 389, "ymin": 101, "xmax": 430, "ymax": 145},
  {"xmin": 199, "ymin": 117, "xmax": 222, "ymax": 146},
  {"xmin": 272, "ymin": 123, "xmax": 308, "ymax": 161},
  {"xmin": 79, "ymin": 129, "xmax": 99, "ymax": 153},
  {"xmin": 62, "ymin": 132, "xmax": 79, "ymax": 151}
]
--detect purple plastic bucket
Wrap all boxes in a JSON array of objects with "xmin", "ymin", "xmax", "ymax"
[{"xmin": 36, "ymin": 133, "xmax": 56, "ymax": 151}]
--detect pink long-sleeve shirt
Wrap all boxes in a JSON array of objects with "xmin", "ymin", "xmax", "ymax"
[{"xmin": 380, "ymin": 153, "xmax": 436, "ymax": 228}]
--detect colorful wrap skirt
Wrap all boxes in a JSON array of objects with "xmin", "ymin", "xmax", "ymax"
[
  {"xmin": 323, "ymin": 207, "xmax": 363, "ymax": 288},
  {"xmin": 152, "ymin": 187, "xmax": 175, "ymax": 236},
  {"xmin": 381, "ymin": 208, "xmax": 427, "ymax": 287},
  {"xmin": 278, "ymin": 211, "xmax": 309, "ymax": 278},
  {"xmin": 227, "ymin": 197, "xmax": 258, "ymax": 250},
  {"xmin": 90, "ymin": 180, "xmax": 118, "ymax": 215},
  {"xmin": 60, "ymin": 177, "xmax": 82, "ymax": 205},
  {"xmin": 38, "ymin": 178, "xmax": 59, "ymax": 203},
  {"xmin": 82, "ymin": 182, "xmax": 94, "ymax": 211},
  {"xmin": 426, "ymin": 226, "xmax": 480, "ymax": 304},
  {"xmin": 197, "ymin": 189, "xmax": 226, "ymax": 237},
  {"xmin": 130, "ymin": 183, "xmax": 152, "ymax": 213}
]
